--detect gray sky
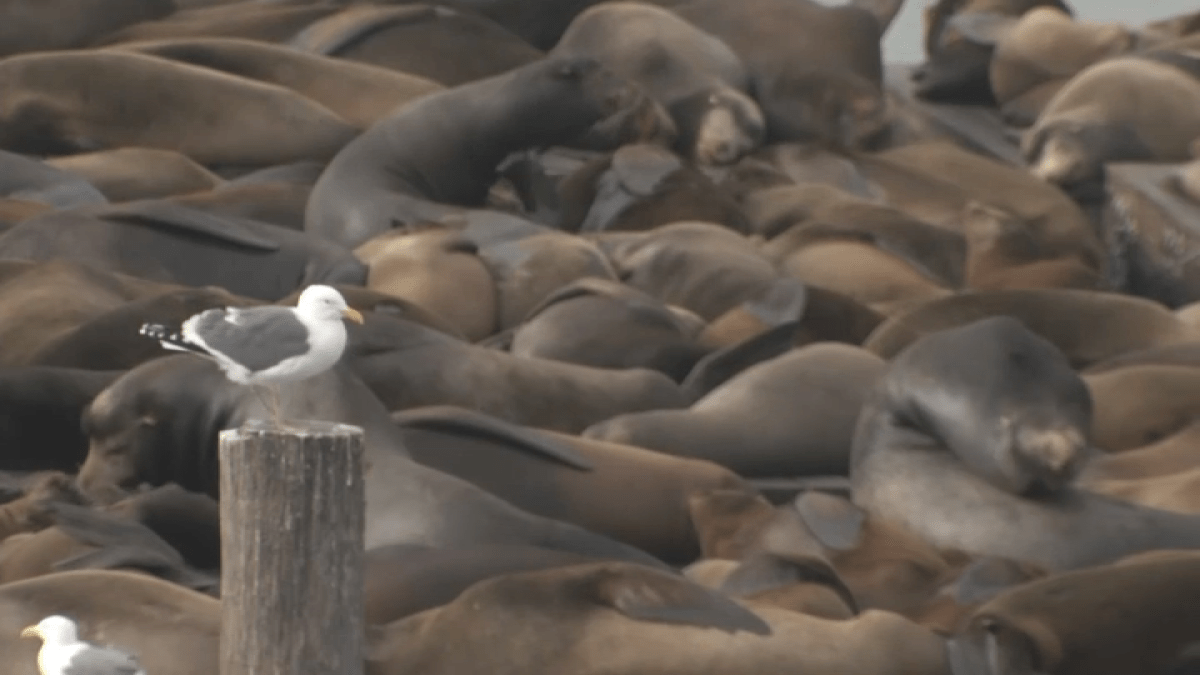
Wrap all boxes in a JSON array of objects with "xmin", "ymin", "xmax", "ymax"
[{"xmin": 881, "ymin": 0, "xmax": 1199, "ymax": 64}]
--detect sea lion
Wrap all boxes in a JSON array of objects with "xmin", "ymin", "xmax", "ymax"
[
  {"xmin": 950, "ymin": 551, "xmax": 1200, "ymax": 675},
  {"xmin": 45, "ymin": 148, "xmax": 223, "ymax": 203},
  {"xmin": 507, "ymin": 277, "xmax": 707, "ymax": 382},
  {"xmin": 354, "ymin": 227, "xmax": 499, "ymax": 342},
  {"xmin": 584, "ymin": 343, "xmax": 887, "ymax": 477},
  {"xmin": 1023, "ymin": 56, "xmax": 1200, "ymax": 194},
  {"xmin": 27, "ymin": 287, "xmax": 256, "ymax": 371},
  {"xmin": 556, "ymin": 144, "xmax": 748, "ymax": 233},
  {"xmin": 0, "ymin": 484, "xmax": 220, "ymax": 588},
  {"xmin": 911, "ymin": 0, "xmax": 1072, "ymax": 104},
  {"xmin": 856, "ymin": 141, "xmax": 1105, "ymax": 276},
  {"xmin": 365, "ymin": 562, "xmax": 952, "ymax": 675},
  {"xmin": 963, "ymin": 7, "xmax": 1139, "ymax": 127},
  {"xmin": 960, "ymin": 200, "xmax": 1102, "ymax": 291},
  {"xmin": 0, "ymin": 200, "xmax": 366, "ymax": 302},
  {"xmin": 112, "ymin": 37, "xmax": 444, "ymax": 130},
  {"xmin": 0, "ymin": 369, "xmax": 122, "ymax": 473},
  {"xmin": 553, "ymin": 2, "xmax": 764, "ymax": 164},
  {"xmin": 1083, "ymin": 364, "xmax": 1200, "ymax": 452},
  {"xmin": 363, "ymin": 543, "xmax": 601, "ymax": 625},
  {"xmin": 477, "ymin": 230, "xmax": 620, "ymax": 331},
  {"xmin": 76, "ymin": 355, "xmax": 667, "ymax": 567},
  {"xmin": 94, "ymin": 3, "xmax": 343, "ymax": 46},
  {"xmin": 346, "ymin": 313, "xmax": 686, "ymax": 433},
  {"xmin": 595, "ymin": 222, "xmax": 779, "ymax": 321},
  {"xmin": 0, "ymin": 0, "xmax": 173, "ymax": 58},
  {"xmin": 0, "ymin": 570, "xmax": 219, "ymax": 675},
  {"xmin": 674, "ymin": 0, "xmax": 890, "ymax": 150},
  {"xmin": 852, "ymin": 316, "xmax": 1200, "ymax": 570},
  {"xmin": 1079, "ymin": 419, "xmax": 1200, "ymax": 483},
  {"xmin": 305, "ymin": 54, "xmax": 670, "ymax": 249},
  {"xmin": 394, "ymin": 405, "xmax": 754, "ymax": 564},
  {"xmin": 288, "ymin": 4, "xmax": 542, "ymax": 86},
  {"xmin": 0, "ymin": 473, "xmax": 81, "ymax": 544},
  {"xmin": 862, "ymin": 288, "xmax": 1200, "ymax": 368},
  {"xmin": 0, "ymin": 260, "xmax": 177, "ymax": 367},
  {"xmin": 0, "ymin": 50, "xmax": 358, "ymax": 167},
  {"xmin": 0, "ymin": 150, "xmax": 107, "ymax": 210}
]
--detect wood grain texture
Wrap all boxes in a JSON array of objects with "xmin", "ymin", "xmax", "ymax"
[{"xmin": 219, "ymin": 420, "xmax": 366, "ymax": 675}]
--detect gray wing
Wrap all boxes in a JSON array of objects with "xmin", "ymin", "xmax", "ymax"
[
  {"xmin": 63, "ymin": 645, "xmax": 143, "ymax": 675},
  {"xmin": 189, "ymin": 306, "xmax": 311, "ymax": 372}
]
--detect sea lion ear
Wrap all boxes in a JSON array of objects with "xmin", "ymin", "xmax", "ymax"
[
  {"xmin": 793, "ymin": 491, "xmax": 865, "ymax": 551},
  {"xmin": 585, "ymin": 563, "xmax": 773, "ymax": 636}
]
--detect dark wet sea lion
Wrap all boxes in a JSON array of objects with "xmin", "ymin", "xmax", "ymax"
[
  {"xmin": 553, "ymin": 2, "xmax": 764, "ymax": 164},
  {"xmin": 305, "ymin": 54, "xmax": 669, "ymax": 249},
  {"xmin": 852, "ymin": 317, "xmax": 1200, "ymax": 571},
  {"xmin": 76, "ymin": 356, "xmax": 667, "ymax": 567}
]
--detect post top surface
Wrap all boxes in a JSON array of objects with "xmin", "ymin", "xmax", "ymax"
[{"xmin": 220, "ymin": 419, "xmax": 365, "ymax": 440}]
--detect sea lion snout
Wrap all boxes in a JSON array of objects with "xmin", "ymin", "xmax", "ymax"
[{"xmin": 1014, "ymin": 424, "xmax": 1088, "ymax": 493}]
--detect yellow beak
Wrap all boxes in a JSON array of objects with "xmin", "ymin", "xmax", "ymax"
[
  {"xmin": 341, "ymin": 308, "xmax": 364, "ymax": 325},
  {"xmin": 20, "ymin": 626, "xmax": 38, "ymax": 639}
]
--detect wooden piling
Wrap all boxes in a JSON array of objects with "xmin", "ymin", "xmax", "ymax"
[{"xmin": 219, "ymin": 420, "xmax": 365, "ymax": 675}]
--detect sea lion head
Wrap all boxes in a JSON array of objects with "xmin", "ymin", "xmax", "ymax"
[
  {"xmin": 690, "ymin": 90, "xmax": 766, "ymax": 166},
  {"xmin": 543, "ymin": 55, "xmax": 678, "ymax": 151},
  {"xmin": 77, "ymin": 356, "xmax": 237, "ymax": 504}
]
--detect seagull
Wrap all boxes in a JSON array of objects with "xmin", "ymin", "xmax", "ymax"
[
  {"xmin": 139, "ymin": 284, "xmax": 365, "ymax": 428},
  {"xmin": 21, "ymin": 615, "xmax": 146, "ymax": 675}
]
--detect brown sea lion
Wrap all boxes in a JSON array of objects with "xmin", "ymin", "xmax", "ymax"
[
  {"xmin": 45, "ymin": 148, "xmax": 223, "ymax": 203},
  {"xmin": 0, "ymin": 51, "xmax": 358, "ymax": 167},
  {"xmin": 112, "ymin": 37, "xmax": 444, "ymax": 129},
  {"xmin": 863, "ymin": 288, "xmax": 1200, "ymax": 368},
  {"xmin": 288, "ymin": 4, "xmax": 542, "ymax": 86},
  {"xmin": 911, "ymin": 0, "xmax": 1072, "ymax": 104},
  {"xmin": 950, "ymin": 551, "xmax": 1200, "ymax": 675},
  {"xmin": 584, "ymin": 343, "xmax": 887, "ymax": 477},
  {"xmin": 0, "ymin": 570, "xmax": 219, "ymax": 675},
  {"xmin": 366, "ymin": 561, "xmax": 951, "ymax": 675},
  {"xmin": 0, "ymin": 0, "xmax": 173, "ymax": 58},
  {"xmin": 1023, "ymin": 56, "xmax": 1200, "ymax": 193},
  {"xmin": 960, "ymin": 201, "xmax": 1102, "ymax": 290},
  {"xmin": 354, "ymin": 227, "xmax": 499, "ymax": 342}
]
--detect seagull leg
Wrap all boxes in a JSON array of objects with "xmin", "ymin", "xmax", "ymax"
[
  {"xmin": 250, "ymin": 385, "xmax": 275, "ymax": 426},
  {"xmin": 269, "ymin": 384, "xmax": 283, "ymax": 429}
]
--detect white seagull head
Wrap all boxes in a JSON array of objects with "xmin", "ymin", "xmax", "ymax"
[
  {"xmin": 20, "ymin": 615, "xmax": 78, "ymax": 646},
  {"xmin": 295, "ymin": 285, "xmax": 364, "ymax": 325}
]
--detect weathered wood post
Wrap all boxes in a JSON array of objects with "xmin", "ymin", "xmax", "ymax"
[{"xmin": 219, "ymin": 419, "xmax": 366, "ymax": 675}]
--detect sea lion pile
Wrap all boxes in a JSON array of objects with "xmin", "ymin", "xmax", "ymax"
[{"xmin": 0, "ymin": 1, "xmax": 1198, "ymax": 674}]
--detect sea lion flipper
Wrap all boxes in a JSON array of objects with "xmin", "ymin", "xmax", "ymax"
[
  {"xmin": 719, "ymin": 551, "xmax": 858, "ymax": 612},
  {"xmin": 681, "ymin": 321, "xmax": 801, "ymax": 403},
  {"xmin": 393, "ymin": 405, "xmax": 596, "ymax": 471},
  {"xmin": 96, "ymin": 200, "xmax": 281, "ymax": 251},
  {"xmin": 740, "ymin": 278, "xmax": 808, "ymax": 327},
  {"xmin": 792, "ymin": 491, "xmax": 866, "ymax": 551},
  {"xmin": 588, "ymin": 564, "xmax": 773, "ymax": 636},
  {"xmin": 289, "ymin": 5, "xmax": 437, "ymax": 57},
  {"xmin": 952, "ymin": 557, "xmax": 1045, "ymax": 606},
  {"xmin": 610, "ymin": 144, "xmax": 683, "ymax": 196}
]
